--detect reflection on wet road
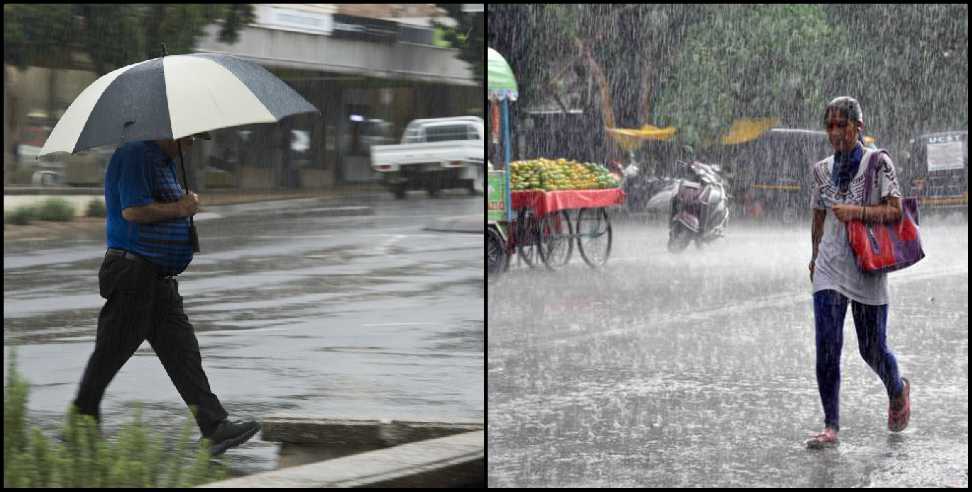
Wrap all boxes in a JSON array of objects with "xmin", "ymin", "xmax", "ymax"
[
  {"xmin": 488, "ymin": 218, "xmax": 968, "ymax": 487},
  {"xmin": 4, "ymin": 194, "xmax": 483, "ymax": 476}
]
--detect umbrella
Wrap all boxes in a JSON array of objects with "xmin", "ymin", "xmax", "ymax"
[
  {"xmin": 487, "ymin": 48, "xmax": 518, "ymax": 102},
  {"xmin": 39, "ymin": 50, "xmax": 319, "ymax": 157},
  {"xmin": 39, "ymin": 46, "xmax": 320, "ymax": 252}
]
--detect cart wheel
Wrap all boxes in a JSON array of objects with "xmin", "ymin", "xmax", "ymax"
[
  {"xmin": 515, "ymin": 209, "xmax": 539, "ymax": 268},
  {"xmin": 487, "ymin": 227, "xmax": 509, "ymax": 277},
  {"xmin": 576, "ymin": 208, "xmax": 612, "ymax": 268},
  {"xmin": 538, "ymin": 210, "xmax": 573, "ymax": 270}
]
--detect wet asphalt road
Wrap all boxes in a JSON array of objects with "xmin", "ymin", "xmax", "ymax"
[
  {"xmin": 488, "ymin": 215, "xmax": 968, "ymax": 487},
  {"xmin": 4, "ymin": 191, "xmax": 483, "ymax": 476}
]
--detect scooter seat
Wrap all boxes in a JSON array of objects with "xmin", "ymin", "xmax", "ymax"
[{"xmin": 677, "ymin": 181, "xmax": 702, "ymax": 203}]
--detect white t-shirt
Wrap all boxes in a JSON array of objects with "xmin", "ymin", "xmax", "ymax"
[{"xmin": 810, "ymin": 147, "xmax": 902, "ymax": 305}]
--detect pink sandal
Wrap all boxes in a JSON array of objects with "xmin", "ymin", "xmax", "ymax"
[
  {"xmin": 805, "ymin": 427, "xmax": 839, "ymax": 449},
  {"xmin": 888, "ymin": 377, "xmax": 911, "ymax": 432}
]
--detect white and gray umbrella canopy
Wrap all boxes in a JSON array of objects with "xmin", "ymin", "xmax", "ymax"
[{"xmin": 38, "ymin": 52, "xmax": 319, "ymax": 159}]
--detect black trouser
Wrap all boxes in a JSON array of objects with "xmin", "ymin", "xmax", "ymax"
[{"xmin": 73, "ymin": 251, "xmax": 228, "ymax": 436}]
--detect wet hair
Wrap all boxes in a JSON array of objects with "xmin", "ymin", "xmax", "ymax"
[
  {"xmin": 824, "ymin": 96, "xmax": 864, "ymax": 126},
  {"xmin": 824, "ymin": 96, "xmax": 864, "ymax": 144}
]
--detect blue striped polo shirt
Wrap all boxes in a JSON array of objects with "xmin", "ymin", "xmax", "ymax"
[{"xmin": 105, "ymin": 140, "xmax": 193, "ymax": 275}]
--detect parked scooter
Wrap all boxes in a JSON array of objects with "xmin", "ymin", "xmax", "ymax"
[
  {"xmin": 666, "ymin": 160, "xmax": 731, "ymax": 253},
  {"xmin": 611, "ymin": 152, "xmax": 679, "ymax": 216}
]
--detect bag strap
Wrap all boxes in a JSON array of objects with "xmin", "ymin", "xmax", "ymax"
[{"xmin": 861, "ymin": 148, "xmax": 889, "ymax": 206}]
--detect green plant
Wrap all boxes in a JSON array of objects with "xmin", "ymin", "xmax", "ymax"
[
  {"xmin": 86, "ymin": 199, "xmax": 106, "ymax": 218},
  {"xmin": 34, "ymin": 198, "xmax": 75, "ymax": 222},
  {"xmin": 6, "ymin": 206, "xmax": 37, "ymax": 225},
  {"xmin": 4, "ymin": 349, "xmax": 230, "ymax": 488}
]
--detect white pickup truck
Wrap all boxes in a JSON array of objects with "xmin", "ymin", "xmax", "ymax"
[{"xmin": 370, "ymin": 116, "xmax": 485, "ymax": 198}]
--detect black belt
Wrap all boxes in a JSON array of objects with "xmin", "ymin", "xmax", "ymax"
[{"xmin": 106, "ymin": 249, "xmax": 176, "ymax": 279}]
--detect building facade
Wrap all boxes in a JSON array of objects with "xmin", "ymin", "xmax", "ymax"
[{"xmin": 3, "ymin": 4, "xmax": 483, "ymax": 190}]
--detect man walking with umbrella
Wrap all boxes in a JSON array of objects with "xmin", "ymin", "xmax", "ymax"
[
  {"xmin": 40, "ymin": 47, "xmax": 320, "ymax": 455},
  {"xmin": 72, "ymin": 132, "xmax": 260, "ymax": 456}
]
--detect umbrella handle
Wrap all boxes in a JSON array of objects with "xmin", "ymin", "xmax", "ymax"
[{"xmin": 176, "ymin": 139, "xmax": 201, "ymax": 253}]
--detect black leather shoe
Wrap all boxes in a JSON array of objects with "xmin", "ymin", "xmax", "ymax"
[{"xmin": 203, "ymin": 419, "xmax": 261, "ymax": 456}]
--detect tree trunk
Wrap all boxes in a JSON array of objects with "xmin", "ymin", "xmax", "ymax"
[
  {"xmin": 575, "ymin": 38, "xmax": 623, "ymax": 162},
  {"xmin": 576, "ymin": 38, "xmax": 615, "ymax": 130}
]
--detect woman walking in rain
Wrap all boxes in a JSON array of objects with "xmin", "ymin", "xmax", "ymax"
[{"xmin": 806, "ymin": 96, "xmax": 911, "ymax": 448}]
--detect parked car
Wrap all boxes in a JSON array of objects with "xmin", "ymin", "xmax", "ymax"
[{"xmin": 370, "ymin": 116, "xmax": 484, "ymax": 198}]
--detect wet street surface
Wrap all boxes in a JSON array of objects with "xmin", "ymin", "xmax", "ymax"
[
  {"xmin": 4, "ymin": 192, "xmax": 483, "ymax": 476},
  {"xmin": 488, "ymin": 215, "xmax": 968, "ymax": 487}
]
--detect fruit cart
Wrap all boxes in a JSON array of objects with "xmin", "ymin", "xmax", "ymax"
[
  {"xmin": 505, "ymin": 158, "xmax": 624, "ymax": 270},
  {"xmin": 510, "ymin": 186, "xmax": 624, "ymax": 270},
  {"xmin": 487, "ymin": 48, "xmax": 625, "ymax": 276}
]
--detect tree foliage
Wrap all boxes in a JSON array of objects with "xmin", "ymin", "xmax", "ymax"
[
  {"xmin": 434, "ymin": 4, "xmax": 485, "ymax": 83},
  {"xmin": 4, "ymin": 4, "xmax": 255, "ymax": 75},
  {"xmin": 488, "ymin": 4, "xmax": 968, "ymax": 157}
]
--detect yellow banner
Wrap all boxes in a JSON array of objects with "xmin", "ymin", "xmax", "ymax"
[{"xmin": 606, "ymin": 125, "xmax": 677, "ymax": 151}]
